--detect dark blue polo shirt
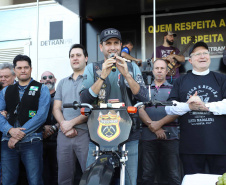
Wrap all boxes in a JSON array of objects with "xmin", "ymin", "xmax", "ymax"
[{"xmin": 141, "ymin": 81, "xmax": 179, "ymax": 141}]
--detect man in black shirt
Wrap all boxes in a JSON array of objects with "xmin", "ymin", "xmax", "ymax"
[
  {"xmin": 223, "ymin": 49, "xmax": 226, "ymax": 65},
  {"xmin": 149, "ymin": 42, "xmax": 226, "ymax": 175}
]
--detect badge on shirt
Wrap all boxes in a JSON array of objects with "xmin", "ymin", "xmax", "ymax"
[
  {"xmin": 29, "ymin": 110, "xmax": 36, "ymax": 117},
  {"xmin": 28, "ymin": 91, "xmax": 36, "ymax": 96},
  {"xmin": 29, "ymin": 86, "xmax": 39, "ymax": 91}
]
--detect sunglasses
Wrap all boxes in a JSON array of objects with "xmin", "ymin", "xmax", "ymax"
[{"xmin": 42, "ymin": 75, "xmax": 53, "ymax": 80}]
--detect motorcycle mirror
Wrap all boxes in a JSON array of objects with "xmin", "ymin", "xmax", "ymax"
[{"xmin": 127, "ymin": 106, "xmax": 137, "ymax": 114}]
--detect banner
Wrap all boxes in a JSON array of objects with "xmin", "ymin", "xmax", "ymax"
[{"xmin": 145, "ymin": 9, "xmax": 226, "ymax": 59}]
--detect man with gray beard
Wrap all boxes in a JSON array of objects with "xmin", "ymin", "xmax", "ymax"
[{"xmin": 40, "ymin": 71, "xmax": 59, "ymax": 185}]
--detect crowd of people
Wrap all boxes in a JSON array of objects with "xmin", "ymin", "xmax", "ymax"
[{"xmin": 0, "ymin": 27, "xmax": 226, "ymax": 185}]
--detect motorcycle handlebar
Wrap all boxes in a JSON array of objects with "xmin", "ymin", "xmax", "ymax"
[
  {"xmin": 134, "ymin": 100, "xmax": 176, "ymax": 108},
  {"xmin": 63, "ymin": 101, "xmax": 94, "ymax": 110},
  {"xmin": 63, "ymin": 103, "xmax": 75, "ymax": 108},
  {"xmin": 63, "ymin": 100, "xmax": 175, "ymax": 110}
]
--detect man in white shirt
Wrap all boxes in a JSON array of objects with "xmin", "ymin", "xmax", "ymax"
[{"xmin": 148, "ymin": 41, "xmax": 226, "ymax": 175}]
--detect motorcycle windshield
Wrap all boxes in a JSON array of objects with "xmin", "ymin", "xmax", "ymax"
[{"xmin": 87, "ymin": 108, "xmax": 132, "ymax": 151}]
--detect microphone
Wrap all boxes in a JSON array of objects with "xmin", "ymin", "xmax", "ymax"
[{"xmin": 109, "ymin": 53, "xmax": 116, "ymax": 72}]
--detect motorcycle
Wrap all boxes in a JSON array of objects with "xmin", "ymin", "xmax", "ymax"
[{"xmin": 63, "ymin": 100, "xmax": 176, "ymax": 185}]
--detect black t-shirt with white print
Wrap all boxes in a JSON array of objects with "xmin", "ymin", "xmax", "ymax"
[{"xmin": 168, "ymin": 71, "xmax": 226, "ymax": 155}]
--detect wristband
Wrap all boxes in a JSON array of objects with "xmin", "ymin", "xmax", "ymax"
[{"xmin": 99, "ymin": 76, "xmax": 105, "ymax": 81}]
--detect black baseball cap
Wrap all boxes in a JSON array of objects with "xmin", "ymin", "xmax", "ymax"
[
  {"xmin": 189, "ymin": 41, "xmax": 209, "ymax": 56},
  {"xmin": 100, "ymin": 28, "xmax": 122, "ymax": 42}
]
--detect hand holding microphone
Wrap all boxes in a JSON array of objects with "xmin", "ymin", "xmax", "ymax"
[{"xmin": 109, "ymin": 53, "xmax": 116, "ymax": 72}]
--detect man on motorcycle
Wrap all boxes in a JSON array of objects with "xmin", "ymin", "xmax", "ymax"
[{"xmin": 80, "ymin": 28, "xmax": 148, "ymax": 185}]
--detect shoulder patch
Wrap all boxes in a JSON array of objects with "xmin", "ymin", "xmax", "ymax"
[{"xmin": 29, "ymin": 86, "xmax": 39, "ymax": 91}]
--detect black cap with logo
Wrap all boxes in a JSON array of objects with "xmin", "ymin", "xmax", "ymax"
[
  {"xmin": 100, "ymin": 28, "xmax": 122, "ymax": 42},
  {"xmin": 189, "ymin": 41, "xmax": 209, "ymax": 56}
]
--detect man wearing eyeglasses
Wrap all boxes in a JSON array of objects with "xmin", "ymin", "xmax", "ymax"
[
  {"xmin": 53, "ymin": 44, "xmax": 89, "ymax": 185},
  {"xmin": 40, "ymin": 71, "xmax": 59, "ymax": 185},
  {"xmin": 148, "ymin": 41, "xmax": 226, "ymax": 175}
]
